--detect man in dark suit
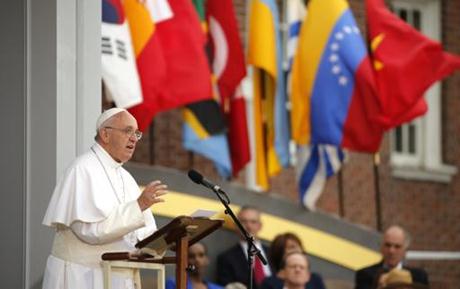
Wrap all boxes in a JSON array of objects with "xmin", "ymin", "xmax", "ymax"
[
  {"xmin": 216, "ymin": 206, "xmax": 272, "ymax": 289},
  {"xmin": 355, "ymin": 225, "xmax": 429, "ymax": 289}
]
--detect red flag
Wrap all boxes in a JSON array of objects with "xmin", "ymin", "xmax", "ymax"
[
  {"xmin": 128, "ymin": 0, "xmax": 213, "ymax": 131},
  {"xmin": 156, "ymin": 0, "xmax": 212, "ymax": 107},
  {"xmin": 206, "ymin": 0, "xmax": 250, "ymax": 176},
  {"xmin": 227, "ymin": 88, "xmax": 251, "ymax": 176},
  {"xmin": 124, "ymin": 0, "xmax": 168, "ymax": 131},
  {"xmin": 366, "ymin": 0, "xmax": 460, "ymax": 129},
  {"xmin": 206, "ymin": 0, "xmax": 246, "ymax": 102}
]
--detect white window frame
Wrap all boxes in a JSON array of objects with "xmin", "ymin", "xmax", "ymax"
[{"xmin": 389, "ymin": 0, "xmax": 457, "ymax": 182}]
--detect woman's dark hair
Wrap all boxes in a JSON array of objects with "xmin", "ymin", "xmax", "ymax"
[{"xmin": 269, "ymin": 232, "xmax": 304, "ymax": 273}]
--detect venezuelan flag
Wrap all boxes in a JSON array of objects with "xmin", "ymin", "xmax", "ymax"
[{"xmin": 291, "ymin": 0, "xmax": 383, "ymax": 152}]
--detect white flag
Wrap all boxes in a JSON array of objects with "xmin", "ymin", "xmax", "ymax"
[
  {"xmin": 147, "ymin": 0, "xmax": 173, "ymax": 23},
  {"xmin": 101, "ymin": 20, "xmax": 142, "ymax": 108}
]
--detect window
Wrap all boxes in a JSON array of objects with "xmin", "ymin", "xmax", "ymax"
[{"xmin": 389, "ymin": 0, "xmax": 457, "ymax": 182}]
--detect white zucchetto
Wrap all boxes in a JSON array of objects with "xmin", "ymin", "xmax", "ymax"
[{"xmin": 95, "ymin": 107, "xmax": 127, "ymax": 130}]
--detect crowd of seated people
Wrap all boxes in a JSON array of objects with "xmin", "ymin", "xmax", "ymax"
[{"xmin": 164, "ymin": 207, "xmax": 429, "ymax": 289}]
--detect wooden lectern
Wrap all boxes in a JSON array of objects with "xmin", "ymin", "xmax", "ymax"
[{"xmin": 102, "ymin": 216, "xmax": 223, "ymax": 289}]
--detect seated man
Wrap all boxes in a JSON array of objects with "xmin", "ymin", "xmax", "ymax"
[
  {"xmin": 216, "ymin": 206, "xmax": 271, "ymax": 289},
  {"xmin": 355, "ymin": 225, "xmax": 429, "ymax": 289},
  {"xmin": 166, "ymin": 242, "xmax": 223, "ymax": 289},
  {"xmin": 278, "ymin": 252, "xmax": 311, "ymax": 289}
]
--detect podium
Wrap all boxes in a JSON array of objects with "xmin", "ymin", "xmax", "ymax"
[{"xmin": 102, "ymin": 216, "xmax": 223, "ymax": 289}]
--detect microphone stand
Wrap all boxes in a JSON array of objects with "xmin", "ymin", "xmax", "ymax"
[{"xmin": 209, "ymin": 188, "xmax": 267, "ymax": 289}]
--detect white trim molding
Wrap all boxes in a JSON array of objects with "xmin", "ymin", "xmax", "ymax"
[{"xmin": 407, "ymin": 250, "xmax": 460, "ymax": 260}]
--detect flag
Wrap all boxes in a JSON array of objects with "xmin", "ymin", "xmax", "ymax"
[
  {"xmin": 248, "ymin": 0, "xmax": 289, "ymax": 190},
  {"xmin": 286, "ymin": 0, "xmax": 306, "ymax": 73},
  {"xmin": 183, "ymin": 100, "xmax": 232, "ymax": 177},
  {"xmin": 156, "ymin": 0, "xmax": 213, "ymax": 107},
  {"xmin": 285, "ymin": 0, "xmax": 346, "ymax": 210},
  {"xmin": 291, "ymin": 0, "xmax": 383, "ymax": 153},
  {"xmin": 296, "ymin": 145, "xmax": 345, "ymax": 210},
  {"xmin": 206, "ymin": 0, "xmax": 247, "ymax": 103},
  {"xmin": 123, "ymin": 0, "xmax": 170, "ymax": 130},
  {"xmin": 127, "ymin": 0, "xmax": 213, "ymax": 131},
  {"xmin": 366, "ymin": 0, "xmax": 460, "ymax": 128},
  {"xmin": 101, "ymin": 0, "xmax": 142, "ymax": 108},
  {"xmin": 207, "ymin": 0, "xmax": 250, "ymax": 176},
  {"xmin": 227, "ymin": 86, "xmax": 251, "ymax": 176},
  {"xmin": 182, "ymin": 0, "xmax": 232, "ymax": 178},
  {"xmin": 192, "ymin": 0, "xmax": 207, "ymax": 31}
]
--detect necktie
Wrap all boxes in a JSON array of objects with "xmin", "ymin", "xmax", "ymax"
[{"xmin": 254, "ymin": 257, "xmax": 265, "ymax": 285}]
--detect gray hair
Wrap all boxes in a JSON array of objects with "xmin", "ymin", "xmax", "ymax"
[{"xmin": 385, "ymin": 225, "xmax": 411, "ymax": 248}]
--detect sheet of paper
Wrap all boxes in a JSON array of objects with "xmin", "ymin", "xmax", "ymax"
[{"xmin": 190, "ymin": 209, "xmax": 217, "ymax": 218}]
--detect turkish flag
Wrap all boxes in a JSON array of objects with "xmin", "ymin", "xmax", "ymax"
[
  {"xmin": 366, "ymin": 0, "xmax": 460, "ymax": 129},
  {"xmin": 206, "ymin": 0, "xmax": 246, "ymax": 102},
  {"xmin": 207, "ymin": 0, "xmax": 250, "ymax": 176}
]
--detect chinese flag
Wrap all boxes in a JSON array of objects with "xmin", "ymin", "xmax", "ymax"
[{"xmin": 366, "ymin": 0, "xmax": 460, "ymax": 129}]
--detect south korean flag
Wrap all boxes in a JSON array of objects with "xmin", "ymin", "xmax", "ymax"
[{"xmin": 102, "ymin": 0, "xmax": 142, "ymax": 109}]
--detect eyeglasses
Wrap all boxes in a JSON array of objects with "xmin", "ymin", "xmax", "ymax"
[
  {"xmin": 285, "ymin": 264, "xmax": 308, "ymax": 271},
  {"xmin": 104, "ymin": 126, "xmax": 142, "ymax": 141}
]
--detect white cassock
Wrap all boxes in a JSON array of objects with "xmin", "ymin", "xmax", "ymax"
[{"xmin": 42, "ymin": 143, "xmax": 157, "ymax": 289}]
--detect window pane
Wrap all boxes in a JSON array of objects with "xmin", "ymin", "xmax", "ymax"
[
  {"xmin": 399, "ymin": 9, "xmax": 408, "ymax": 21},
  {"xmin": 391, "ymin": 5, "xmax": 422, "ymax": 158},
  {"xmin": 413, "ymin": 10, "xmax": 421, "ymax": 30},
  {"xmin": 395, "ymin": 126, "xmax": 403, "ymax": 153},
  {"xmin": 408, "ymin": 124, "xmax": 416, "ymax": 154},
  {"xmin": 389, "ymin": 1, "xmax": 441, "ymax": 170}
]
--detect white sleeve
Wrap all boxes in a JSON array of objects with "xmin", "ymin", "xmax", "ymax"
[{"xmin": 70, "ymin": 200, "xmax": 145, "ymax": 245}]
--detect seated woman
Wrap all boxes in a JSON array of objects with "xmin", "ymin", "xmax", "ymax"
[
  {"xmin": 261, "ymin": 233, "xmax": 326, "ymax": 289},
  {"xmin": 166, "ymin": 242, "xmax": 223, "ymax": 289}
]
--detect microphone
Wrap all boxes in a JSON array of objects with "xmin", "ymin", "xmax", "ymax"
[{"xmin": 188, "ymin": 169, "xmax": 223, "ymax": 193}]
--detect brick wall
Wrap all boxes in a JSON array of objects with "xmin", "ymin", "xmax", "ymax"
[{"xmin": 131, "ymin": 1, "xmax": 460, "ymax": 288}]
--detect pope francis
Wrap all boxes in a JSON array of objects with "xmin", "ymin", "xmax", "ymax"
[{"xmin": 42, "ymin": 108, "xmax": 167, "ymax": 289}]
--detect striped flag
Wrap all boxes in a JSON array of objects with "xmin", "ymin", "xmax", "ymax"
[
  {"xmin": 296, "ymin": 145, "xmax": 345, "ymax": 210},
  {"xmin": 286, "ymin": 0, "xmax": 306, "ymax": 96},
  {"xmin": 286, "ymin": 0, "xmax": 306, "ymax": 71}
]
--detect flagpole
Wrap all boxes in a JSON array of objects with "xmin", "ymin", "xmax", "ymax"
[
  {"xmin": 373, "ymin": 152, "xmax": 382, "ymax": 231},
  {"xmin": 337, "ymin": 168, "xmax": 345, "ymax": 217}
]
